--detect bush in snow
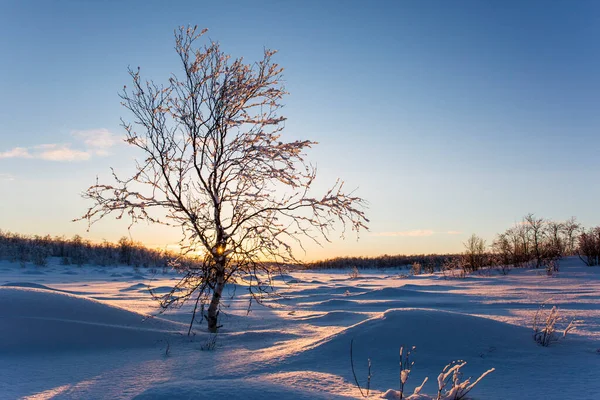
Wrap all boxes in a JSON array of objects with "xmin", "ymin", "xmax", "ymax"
[
  {"xmin": 351, "ymin": 341, "xmax": 494, "ymax": 400},
  {"xmin": 199, "ymin": 333, "xmax": 218, "ymax": 351},
  {"xmin": 532, "ymin": 301, "xmax": 583, "ymax": 347},
  {"xmin": 349, "ymin": 266, "xmax": 361, "ymax": 279},
  {"xmin": 544, "ymin": 258, "xmax": 560, "ymax": 277},
  {"xmin": 441, "ymin": 258, "xmax": 466, "ymax": 280},
  {"xmin": 433, "ymin": 360, "xmax": 495, "ymax": 400},
  {"xmin": 380, "ymin": 360, "xmax": 493, "ymax": 400},
  {"xmin": 411, "ymin": 262, "xmax": 422, "ymax": 276}
]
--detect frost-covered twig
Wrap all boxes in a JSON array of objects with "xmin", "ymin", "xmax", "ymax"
[
  {"xmin": 354, "ymin": 343, "xmax": 493, "ymax": 400},
  {"xmin": 563, "ymin": 318, "xmax": 583, "ymax": 338},
  {"xmin": 439, "ymin": 361, "xmax": 495, "ymax": 400},
  {"xmin": 437, "ymin": 361, "xmax": 465, "ymax": 400},
  {"xmin": 350, "ymin": 339, "xmax": 371, "ymax": 398},
  {"xmin": 398, "ymin": 345, "xmax": 416, "ymax": 399},
  {"xmin": 533, "ymin": 300, "xmax": 559, "ymax": 347}
]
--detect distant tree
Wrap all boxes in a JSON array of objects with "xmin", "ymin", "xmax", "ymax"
[
  {"xmin": 523, "ymin": 213, "xmax": 546, "ymax": 268},
  {"xmin": 462, "ymin": 234, "xmax": 486, "ymax": 272},
  {"xmin": 578, "ymin": 227, "xmax": 600, "ymax": 266},
  {"xmin": 562, "ymin": 217, "xmax": 581, "ymax": 256},
  {"xmin": 491, "ymin": 232, "xmax": 512, "ymax": 273},
  {"xmin": 69, "ymin": 234, "xmax": 88, "ymax": 266},
  {"xmin": 545, "ymin": 220, "xmax": 565, "ymax": 258},
  {"xmin": 516, "ymin": 223, "xmax": 531, "ymax": 263},
  {"xmin": 77, "ymin": 26, "xmax": 368, "ymax": 332},
  {"xmin": 118, "ymin": 236, "xmax": 133, "ymax": 265}
]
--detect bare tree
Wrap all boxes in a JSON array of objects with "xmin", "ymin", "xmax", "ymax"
[
  {"xmin": 545, "ymin": 220, "xmax": 564, "ymax": 258},
  {"xmin": 578, "ymin": 227, "xmax": 600, "ymax": 266},
  {"xmin": 516, "ymin": 223, "xmax": 531, "ymax": 264},
  {"xmin": 562, "ymin": 217, "xmax": 581, "ymax": 256},
  {"xmin": 505, "ymin": 226, "xmax": 527, "ymax": 267},
  {"xmin": 462, "ymin": 234, "xmax": 486, "ymax": 272},
  {"xmin": 77, "ymin": 26, "xmax": 368, "ymax": 332},
  {"xmin": 491, "ymin": 232, "xmax": 512, "ymax": 273},
  {"xmin": 523, "ymin": 213, "xmax": 546, "ymax": 268}
]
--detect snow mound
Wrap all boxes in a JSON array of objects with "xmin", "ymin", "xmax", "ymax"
[
  {"xmin": 148, "ymin": 286, "xmax": 176, "ymax": 294},
  {"xmin": 2, "ymin": 282, "xmax": 59, "ymax": 291},
  {"xmin": 121, "ymin": 282, "xmax": 148, "ymax": 291},
  {"xmin": 271, "ymin": 274, "xmax": 295, "ymax": 282},
  {"xmin": 0, "ymin": 287, "xmax": 183, "ymax": 354},
  {"xmin": 295, "ymin": 311, "xmax": 368, "ymax": 326},
  {"xmin": 287, "ymin": 285, "xmax": 366, "ymax": 296},
  {"xmin": 285, "ymin": 309, "xmax": 528, "ymax": 392},
  {"xmin": 306, "ymin": 298, "xmax": 410, "ymax": 311},
  {"xmin": 400, "ymin": 284, "xmax": 456, "ymax": 292},
  {"xmin": 133, "ymin": 378, "xmax": 352, "ymax": 399},
  {"xmin": 353, "ymin": 286, "xmax": 449, "ymax": 299}
]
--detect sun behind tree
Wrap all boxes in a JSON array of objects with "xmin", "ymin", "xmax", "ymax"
[{"xmin": 77, "ymin": 26, "xmax": 368, "ymax": 332}]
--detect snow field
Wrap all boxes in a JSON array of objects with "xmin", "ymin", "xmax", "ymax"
[{"xmin": 0, "ymin": 257, "xmax": 599, "ymax": 399}]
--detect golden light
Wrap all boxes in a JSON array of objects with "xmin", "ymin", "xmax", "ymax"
[{"xmin": 215, "ymin": 243, "xmax": 226, "ymax": 256}]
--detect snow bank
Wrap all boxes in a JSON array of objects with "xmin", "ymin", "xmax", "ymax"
[
  {"xmin": 0, "ymin": 287, "xmax": 183, "ymax": 354},
  {"xmin": 282, "ymin": 309, "xmax": 527, "ymax": 396},
  {"xmin": 297, "ymin": 308, "xmax": 529, "ymax": 364},
  {"xmin": 2, "ymin": 281, "xmax": 61, "ymax": 291}
]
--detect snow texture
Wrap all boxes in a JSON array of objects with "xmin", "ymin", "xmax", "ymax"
[{"xmin": 0, "ymin": 257, "xmax": 599, "ymax": 399}]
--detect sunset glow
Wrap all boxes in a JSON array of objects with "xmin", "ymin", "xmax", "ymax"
[{"xmin": 2, "ymin": 2, "xmax": 599, "ymax": 260}]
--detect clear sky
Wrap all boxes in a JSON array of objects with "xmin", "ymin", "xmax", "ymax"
[{"xmin": 1, "ymin": 0, "xmax": 599, "ymax": 260}]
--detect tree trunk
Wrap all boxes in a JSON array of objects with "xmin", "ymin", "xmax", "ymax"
[{"xmin": 207, "ymin": 266, "xmax": 225, "ymax": 333}]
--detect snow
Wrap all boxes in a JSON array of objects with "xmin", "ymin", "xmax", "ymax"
[
  {"xmin": 0, "ymin": 257, "xmax": 599, "ymax": 399},
  {"xmin": 0, "ymin": 287, "xmax": 182, "ymax": 354}
]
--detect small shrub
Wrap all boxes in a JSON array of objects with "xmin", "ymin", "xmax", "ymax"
[
  {"xmin": 497, "ymin": 263, "xmax": 511, "ymax": 275},
  {"xmin": 200, "ymin": 333, "xmax": 218, "ymax": 351},
  {"xmin": 533, "ymin": 301, "xmax": 583, "ymax": 347},
  {"xmin": 441, "ymin": 258, "xmax": 466, "ymax": 279},
  {"xmin": 435, "ymin": 360, "xmax": 495, "ymax": 400},
  {"xmin": 423, "ymin": 262, "xmax": 436, "ymax": 274},
  {"xmin": 349, "ymin": 266, "xmax": 360, "ymax": 280},
  {"xmin": 533, "ymin": 304, "xmax": 560, "ymax": 346},
  {"xmin": 563, "ymin": 318, "xmax": 583, "ymax": 338},
  {"xmin": 411, "ymin": 262, "xmax": 422, "ymax": 276},
  {"xmin": 352, "ymin": 341, "xmax": 494, "ymax": 399}
]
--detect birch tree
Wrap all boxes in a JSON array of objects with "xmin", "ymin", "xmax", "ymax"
[{"xmin": 78, "ymin": 26, "xmax": 368, "ymax": 332}]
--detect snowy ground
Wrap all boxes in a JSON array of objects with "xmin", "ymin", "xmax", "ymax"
[{"xmin": 1, "ymin": 257, "xmax": 599, "ymax": 399}]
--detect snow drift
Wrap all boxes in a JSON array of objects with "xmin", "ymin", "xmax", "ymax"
[{"xmin": 0, "ymin": 286, "xmax": 182, "ymax": 354}]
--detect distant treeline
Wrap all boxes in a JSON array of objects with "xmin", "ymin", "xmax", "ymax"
[
  {"xmin": 2, "ymin": 212, "xmax": 599, "ymax": 274},
  {"xmin": 306, "ymin": 214, "xmax": 600, "ymax": 273},
  {"xmin": 0, "ymin": 230, "xmax": 188, "ymax": 268},
  {"xmin": 304, "ymin": 254, "xmax": 458, "ymax": 272}
]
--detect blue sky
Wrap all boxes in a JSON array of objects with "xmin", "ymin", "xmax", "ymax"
[{"xmin": 1, "ymin": 1, "xmax": 599, "ymax": 259}]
